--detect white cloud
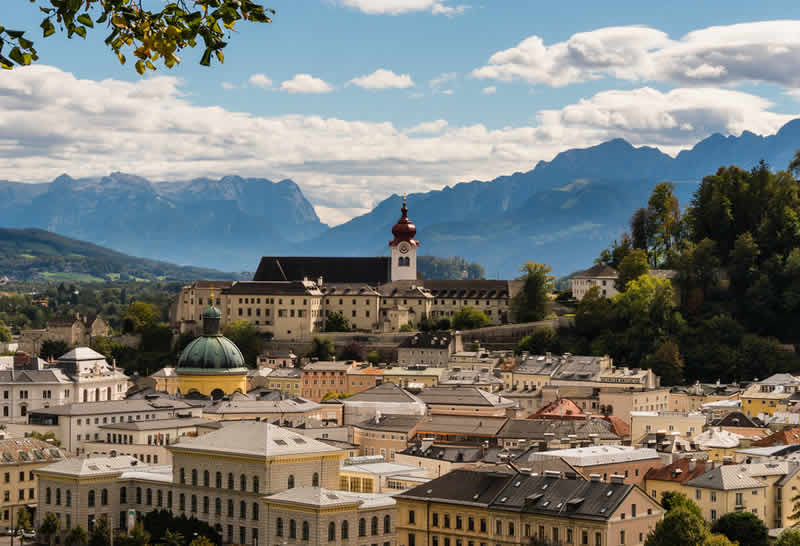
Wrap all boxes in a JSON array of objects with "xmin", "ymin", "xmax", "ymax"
[
  {"xmin": 248, "ymin": 74, "xmax": 273, "ymax": 89},
  {"xmin": 430, "ymin": 72, "xmax": 456, "ymax": 89},
  {"xmin": 441, "ymin": 89, "xmax": 454, "ymax": 95},
  {"xmin": 472, "ymin": 21, "xmax": 800, "ymax": 88},
  {"xmin": 482, "ymin": 86, "xmax": 497, "ymax": 95},
  {"xmin": 348, "ymin": 69, "xmax": 415, "ymax": 90},
  {"xmin": 280, "ymin": 74, "xmax": 333, "ymax": 94},
  {"xmin": 0, "ymin": 66, "xmax": 794, "ymax": 225},
  {"xmin": 221, "ymin": 82, "xmax": 236, "ymax": 90},
  {"xmin": 405, "ymin": 120, "xmax": 448, "ymax": 135},
  {"xmin": 338, "ymin": 0, "xmax": 467, "ymax": 15}
]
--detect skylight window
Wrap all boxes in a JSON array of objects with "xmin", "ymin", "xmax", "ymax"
[
  {"xmin": 499, "ymin": 497, "xmax": 507, "ymax": 503},
  {"xmin": 274, "ymin": 440, "xmax": 288, "ymax": 446}
]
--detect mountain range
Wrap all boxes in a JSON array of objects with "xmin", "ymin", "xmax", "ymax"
[{"xmin": 2, "ymin": 119, "xmax": 800, "ymax": 278}]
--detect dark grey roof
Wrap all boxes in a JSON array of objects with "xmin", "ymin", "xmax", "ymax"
[
  {"xmin": 418, "ymin": 386, "xmax": 512, "ymax": 407},
  {"xmin": 354, "ymin": 414, "xmax": 423, "ymax": 433},
  {"xmin": 254, "ymin": 257, "xmax": 390, "ymax": 284},
  {"xmin": 399, "ymin": 444, "xmax": 484, "ymax": 463},
  {"xmin": 498, "ymin": 419, "xmax": 620, "ymax": 442},
  {"xmin": 345, "ymin": 382, "xmax": 419, "ymax": 403},
  {"xmin": 422, "ymin": 280, "xmax": 510, "ymax": 299},
  {"xmin": 398, "ymin": 469, "xmax": 642, "ymax": 521},
  {"xmin": 713, "ymin": 411, "xmax": 762, "ymax": 428},
  {"xmin": 222, "ymin": 281, "xmax": 317, "ymax": 296},
  {"xmin": 0, "ymin": 370, "xmax": 69, "ymax": 384},
  {"xmin": 399, "ymin": 332, "xmax": 454, "ymax": 349},
  {"xmin": 415, "ymin": 415, "xmax": 508, "ymax": 436},
  {"xmin": 573, "ymin": 264, "xmax": 618, "ymax": 279}
]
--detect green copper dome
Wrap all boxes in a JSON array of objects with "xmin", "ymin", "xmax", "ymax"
[{"xmin": 177, "ymin": 301, "xmax": 246, "ymax": 373}]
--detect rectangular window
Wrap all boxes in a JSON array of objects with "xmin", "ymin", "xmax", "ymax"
[{"xmin": 408, "ymin": 511, "xmax": 415, "ymax": 524}]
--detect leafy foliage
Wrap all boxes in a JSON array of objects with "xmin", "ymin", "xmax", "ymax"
[
  {"xmin": 512, "ymin": 262, "xmax": 554, "ymax": 322},
  {"xmin": 417, "ymin": 255, "xmax": 485, "ymax": 280},
  {"xmin": 141, "ymin": 509, "xmax": 220, "ymax": 545},
  {"xmin": 339, "ymin": 342, "xmax": 364, "ymax": 362},
  {"xmin": 324, "ymin": 312, "xmax": 351, "ymax": 333},
  {"xmin": 88, "ymin": 516, "xmax": 111, "ymax": 546},
  {"xmin": 117, "ymin": 522, "xmax": 150, "ymax": 546},
  {"xmin": 39, "ymin": 513, "xmax": 61, "ymax": 546},
  {"xmin": 710, "ymin": 512, "xmax": 768, "ymax": 546},
  {"xmin": 222, "ymin": 320, "xmax": 264, "ymax": 366},
  {"xmin": 644, "ymin": 508, "xmax": 708, "ymax": 546},
  {"xmin": 40, "ymin": 339, "xmax": 70, "ymax": 360},
  {"xmin": 518, "ymin": 327, "xmax": 559, "ymax": 355},
  {"xmin": 1, "ymin": 1, "xmax": 273, "ymax": 72},
  {"xmin": 616, "ymin": 249, "xmax": 649, "ymax": 292},
  {"xmin": 0, "ymin": 321, "xmax": 10, "ymax": 343},
  {"xmin": 776, "ymin": 528, "xmax": 800, "ymax": 546},
  {"xmin": 65, "ymin": 526, "xmax": 89, "ymax": 546},
  {"xmin": 660, "ymin": 492, "xmax": 703, "ymax": 519},
  {"xmin": 308, "ymin": 337, "xmax": 334, "ymax": 361},
  {"xmin": 452, "ymin": 306, "xmax": 489, "ymax": 330}
]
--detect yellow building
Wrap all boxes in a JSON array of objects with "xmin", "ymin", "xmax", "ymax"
[
  {"xmin": 741, "ymin": 384, "xmax": 792, "ymax": 418},
  {"xmin": 396, "ymin": 469, "xmax": 663, "ymax": 546},
  {"xmin": 175, "ymin": 299, "xmax": 248, "ymax": 399},
  {"xmin": 263, "ymin": 367, "xmax": 302, "ymax": 395}
]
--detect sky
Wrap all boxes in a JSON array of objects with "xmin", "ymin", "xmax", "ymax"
[{"xmin": 4, "ymin": 1, "xmax": 800, "ymax": 225}]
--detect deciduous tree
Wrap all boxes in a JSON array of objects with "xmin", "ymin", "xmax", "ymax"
[
  {"xmin": 452, "ymin": 307, "xmax": 489, "ymax": 330},
  {"xmin": 512, "ymin": 262, "xmax": 554, "ymax": 323},
  {"xmin": 710, "ymin": 512, "xmax": 768, "ymax": 546}
]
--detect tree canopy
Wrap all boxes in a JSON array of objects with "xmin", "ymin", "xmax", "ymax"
[
  {"xmin": 324, "ymin": 312, "xmax": 351, "ymax": 333},
  {"xmin": 452, "ymin": 306, "xmax": 490, "ymax": 330},
  {"xmin": 710, "ymin": 511, "xmax": 768, "ymax": 546},
  {"xmin": 1, "ymin": 1, "xmax": 273, "ymax": 72},
  {"xmin": 308, "ymin": 337, "xmax": 334, "ymax": 361},
  {"xmin": 512, "ymin": 262, "xmax": 554, "ymax": 323}
]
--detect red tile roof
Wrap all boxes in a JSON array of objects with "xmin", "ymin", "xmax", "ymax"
[
  {"xmin": 645, "ymin": 457, "xmax": 709, "ymax": 484},
  {"xmin": 533, "ymin": 398, "xmax": 585, "ymax": 419},
  {"xmin": 595, "ymin": 415, "xmax": 631, "ymax": 438},
  {"xmin": 752, "ymin": 427, "xmax": 800, "ymax": 447}
]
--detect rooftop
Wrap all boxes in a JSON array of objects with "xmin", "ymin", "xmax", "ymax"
[
  {"xmin": 645, "ymin": 458, "xmax": 710, "ymax": 484},
  {"xmin": 98, "ymin": 417, "xmax": 221, "ymax": 431},
  {"xmin": 254, "ymin": 256, "xmax": 390, "ymax": 285},
  {"xmin": 526, "ymin": 445, "xmax": 660, "ymax": 466},
  {"xmin": 418, "ymin": 386, "xmax": 515, "ymax": 407},
  {"xmin": 37, "ymin": 455, "xmax": 147, "ymax": 478},
  {"xmin": 686, "ymin": 462, "xmax": 796, "ymax": 491},
  {"xmin": 0, "ymin": 438, "xmax": 64, "ymax": 465},
  {"xmin": 169, "ymin": 421, "xmax": 343, "ymax": 458},
  {"xmin": 354, "ymin": 414, "xmax": 423, "ymax": 433},
  {"xmin": 29, "ymin": 399, "xmax": 190, "ymax": 416},
  {"xmin": 344, "ymin": 382, "xmax": 422, "ymax": 404},
  {"xmin": 399, "ymin": 332, "xmax": 454, "ymax": 349},
  {"xmin": 415, "ymin": 415, "xmax": 508, "ymax": 436},
  {"xmin": 264, "ymin": 486, "xmax": 396, "ymax": 509}
]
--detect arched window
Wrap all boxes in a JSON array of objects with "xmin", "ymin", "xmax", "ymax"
[
  {"xmin": 119, "ymin": 487, "xmax": 126, "ymax": 504},
  {"xmin": 203, "ymin": 496, "xmax": 209, "ymax": 514},
  {"xmin": 227, "ymin": 473, "xmax": 234, "ymax": 489},
  {"xmin": 328, "ymin": 522, "xmax": 336, "ymax": 542},
  {"xmin": 276, "ymin": 518, "xmax": 283, "ymax": 537},
  {"xmin": 191, "ymin": 495, "xmax": 197, "ymax": 513},
  {"xmin": 192, "ymin": 469, "xmax": 198, "ymax": 486},
  {"xmin": 101, "ymin": 489, "xmax": 109, "ymax": 506},
  {"xmin": 136, "ymin": 487, "xmax": 142, "ymax": 504},
  {"xmin": 215, "ymin": 498, "xmax": 221, "ymax": 516},
  {"xmin": 240, "ymin": 474, "xmax": 247, "ymax": 491},
  {"xmin": 312, "ymin": 472, "xmax": 319, "ymax": 487},
  {"xmin": 66, "ymin": 490, "xmax": 71, "ymax": 507},
  {"xmin": 252, "ymin": 503, "xmax": 259, "ymax": 521},
  {"xmin": 204, "ymin": 470, "xmax": 210, "ymax": 487},
  {"xmin": 179, "ymin": 468, "xmax": 185, "ymax": 484},
  {"xmin": 371, "ymin": 516, "xmax": 378, "ymax": 536},
  {"xmin": 145, "ymin": 489, "xmax": 151, "ymax": 506},
  {"xmin": 289, "ymin": 520, "xmax": 297, "ymax": 539},
  {"xmin": 384, "ymin": 515, "xmax": 391, "ymax": 534},
  {"xmin": 252, "ymin": 476, "xmax": 260, "ymax": 493},
  {"xmin": 179, "ymin": 493, "xmax": 185, "ymax": 511},
  {"xmin": 216, "ymin": 471, "xmax": 222, "ymax": 488},
  {"xmin": 359, "ymin": 518, "xmax": 366, "ymax": 537},
  {"xmin": 157, "ymin": 490, "xmax": 163, "ymax": 507},
  {"xmin": 341, "ymin": 521, "xmax": 349, "ymax": 540},
  {"xmin": 227, "ymin": 499, "xmax": 234, "ymax": 517},
  {"xmin": 302, "ymin": 521, "xmax": 309, "ymax": 541},
  {"xmin": 240, "ymin": 500, "xmax": 246, "ymax": 519},
  {"xmin": 45, "ymin": 487, "xmax": 51, "ymax": 504},
  {"xmin": 288, "ymin": 475, "xmax": 295, "ymax": 489},
  {"xmin": 88, "ymin": 490, "xmax": 95, "ymax": 507}
]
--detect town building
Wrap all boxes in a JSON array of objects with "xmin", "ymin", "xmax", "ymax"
[
  {"xmin": 28, "ymin": 399, "xmax": 197, "ymax": 454},
  {"xmin": 417, "ymin": 387, "xmax": 516, "ymax": 417},
  {"xmin": 339, "ymin": 456, "xmax": 428, "ymax": 493},
  {"xmin": 352, "ymin": 415, "xmax": 423, "ymax": 460},
  {"xmin": 395, "ymin": 468, "xmax": 663, "ymax": 546},
  {"xmin": 0, "ymin": 348, "xmax": 129, "ymax": 424},
  {"xmin": 342, "ymin": 383, "xmax": 426, "ymax": 426},
  {"xmin": 523, "ymin": 446, "xmax": 661, "ymax": 487},
  {"xmin": 396, "ymin": 333, "xmax": 461, "ymax": 368},
  {"xmin": 497, "ymin": 418, "xmax": 624, "ymax": 450},
  {"xmin": 170, "ymin": 200, "xmax": 521, "ymax": 338},
  {"xmin": 379, "ymin": 367, "xmax": 445, "ymax": 389},
  {"xmin": 570, "ymin": 265, "xmax": 676, "ymax": 301},
  {"xmin": 413, "ymin": 415, "xmax": 508, "ymax": 447},
  {"xmin": 202, "ymin": 397, "xmax": 342, "ymax": 426},
  {"xmin": 439, "ymin": 368, "xmax": 503, "ymax": 392},
  {"xmin": 0, "ymin": 438, "xmax": 65, "ymax": 529},
  {"xmin": 83, "ymin": 417, "xmax": 221, "ymax": 465},
  {"xmin": 644, "ymin": 457, "xmax": 711, "ymax": 505},
  {"xmin": 629, "ymin": 411, "xmax": 706, "ymax": 445}
]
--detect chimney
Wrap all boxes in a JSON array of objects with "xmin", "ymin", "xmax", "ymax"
[
  {"xmin": 688, "ymin": 458, "xmax": 696, "ymax": 472},
  {"xmin": 589, "ymin": 473, "xmax": 602, "ymax": 482},
  {"xmin": 545, "ymin": 352, "xmax": 552, "ymax": 364},
  {"xmin": 543, "ymin": 470, "xmax": 562, "ymax": 479},
  {"xmin": 609, "ymin": 474, "xmax": 625, "ymax": 484},
  {"xmin": 13, "ymin": 351, "xmax": 31, "ymax": 369},
  {"xmin": 723, "ymin": 456, "xmax": 734, "ymax": 465}
]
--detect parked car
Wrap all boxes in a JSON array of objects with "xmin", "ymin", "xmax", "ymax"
[{"xmin": 21, "ymin": 530, "xmax": 36, "ymax": 539}]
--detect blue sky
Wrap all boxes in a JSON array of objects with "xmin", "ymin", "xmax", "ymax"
[{"xmin": 4, "ymin": 1, "xmax": 800, "ymax": 224}]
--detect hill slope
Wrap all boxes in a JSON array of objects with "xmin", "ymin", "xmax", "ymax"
[{"xmin": 0, "ymin": 228, "xmax": 244, "ymax": 282}]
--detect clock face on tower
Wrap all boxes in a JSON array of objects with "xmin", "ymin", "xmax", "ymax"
[{"xmin": 398, "ymin": 243, "xmax": 410, "ymax": 254}]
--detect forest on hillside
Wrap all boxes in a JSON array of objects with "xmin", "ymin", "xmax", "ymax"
[{"xmin": 530, "ymin": 159, "xmax": 800, "ymax": 385}]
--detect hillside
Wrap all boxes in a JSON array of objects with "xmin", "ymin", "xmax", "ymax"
[{"xmin": 0, "ymin": 228, "xmax": 244, "ymax": 282}]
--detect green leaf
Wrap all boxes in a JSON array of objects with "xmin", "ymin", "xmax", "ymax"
[
  {"xmin": 74, "ymin": 26, "xmax": 87, "ymax": 38},
  {"xmin": 41, "ymin": 19, "xmax": 56, "ymax": 38},
  {"xmin": 135, "ymin": 60, "xmax": 145, "ymax": 75},
  {"xmin": 6, "ymin": 30, "xmax": 25, "ymax": 39},
  {"xmin": 8, "ymin": 47, "xmax": 24, "ymax": 65},
  {"xmin": 199, "ymin": 47, "xmax": 212, "ymax": 66},
  {"xmin": 96, "ymin": 11, "xmax": 108, "ymax": 24},
  {"xmin": 77, "ymin": 14, "xmax": 94, "ymax": 28},
  {"xmin": 18, "ymin": 37, "xmax": 34, "ymax": 50}
]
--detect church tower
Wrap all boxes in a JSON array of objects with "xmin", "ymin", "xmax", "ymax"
[{"xmin": 389, "ymin": 196, "xmax": 419, "ymax": 281}]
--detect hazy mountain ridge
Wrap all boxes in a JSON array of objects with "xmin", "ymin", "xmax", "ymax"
[{"xmin": 2, "ymin": 119, "xmax": 800, "ymax": 277}]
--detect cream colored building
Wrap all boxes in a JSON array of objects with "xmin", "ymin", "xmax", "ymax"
[
  {"xmin": 0, "ymin": 438, "xmax": 65, "ymax": 530},
  {"xmin": 630, "ymin": 412, "xmax": 706, "ymax": 445},
  {"xmin": 339, "ymin": 456, "xmax": 428, "ymax": 493}
]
